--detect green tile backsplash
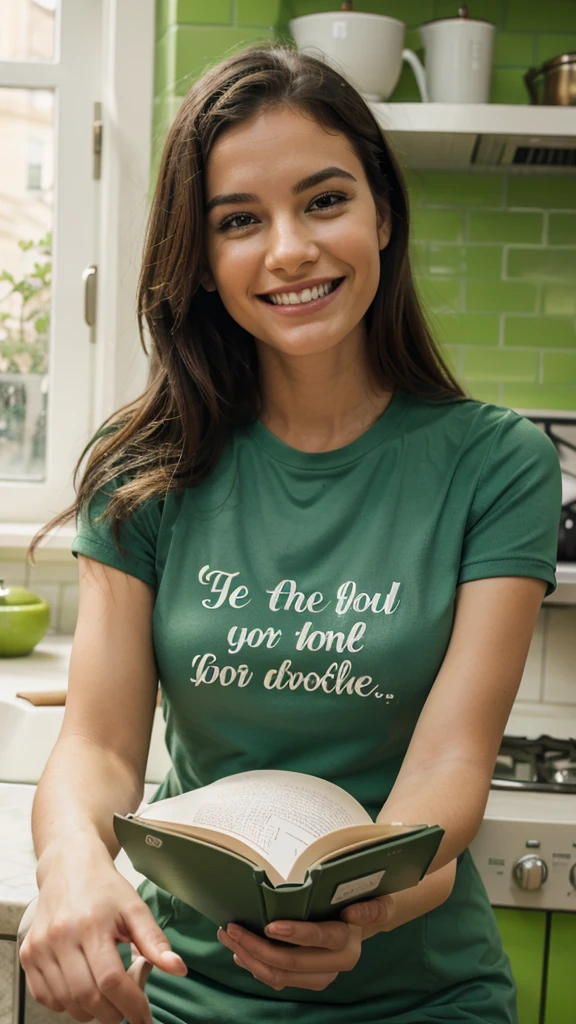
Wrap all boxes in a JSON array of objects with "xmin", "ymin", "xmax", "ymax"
[
  {"xmin": 468, "ymin": 211, "xmax": 543, "ymax": 245},
  {"xmin": 153, "ymin": 0, "xmax": 576, "ymax": 410}
]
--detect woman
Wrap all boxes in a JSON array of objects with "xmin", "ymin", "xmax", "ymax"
[{"xmin": 22, "ymin": 44, "xmax": 561, "ymax": 1024}]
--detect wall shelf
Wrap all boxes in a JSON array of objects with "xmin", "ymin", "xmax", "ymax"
[{"xmin": 369, "ymin": 102, "xmax": 576, "ymax": 173}]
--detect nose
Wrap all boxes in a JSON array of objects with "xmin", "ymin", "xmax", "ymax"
[{"xmin": 264, "ymin": 215, "xmax": 320, "ymax": 275}]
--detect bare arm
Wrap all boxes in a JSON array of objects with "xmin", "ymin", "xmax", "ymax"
[
  {"xmin": 22, "ymin": 556, "xmax": 186, "ymax": 1024},
  {"xmin": 344, "ymin": 575, "xmax": 547, "ymax": 933},
  {"xmin": 33, "ymin": 553, "xmax": 159, "ymax": 878}
]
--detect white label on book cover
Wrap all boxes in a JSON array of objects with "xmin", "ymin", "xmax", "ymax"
[
  {"xmin": 330, "ymin": 870, "xmax": 385, "ymax": 905},
  {"xmin": 145, "ymin": 834, "xmax": 163, "ymax": 848}
]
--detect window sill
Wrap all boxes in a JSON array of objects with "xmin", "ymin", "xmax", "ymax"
[{"xmin": 0, "ymin": 523, "xmax": 76, "ymax": 551}]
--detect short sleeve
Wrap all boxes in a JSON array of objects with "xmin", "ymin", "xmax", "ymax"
[
  {"xmin": 457, "ymin": 412, "xmax": 562, "ymax": 598},
  {"xmin": 71, "ymin": 471, "xmax": 162, "ymax": 591}
]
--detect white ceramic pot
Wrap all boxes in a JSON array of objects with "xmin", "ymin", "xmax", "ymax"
[
  {"xmin": 288, "ymin": 11, "xmax": 428, "ymax": 103},
  {"xmin": 419, "ymin": 15, "xmax": 496, "ymax": 103}
]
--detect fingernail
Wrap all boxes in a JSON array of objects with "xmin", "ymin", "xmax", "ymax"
[
  {"xmin": 159, "ymin": 950, "xmax": 186, "ymax": 972},
  {"xmin": 233, "ymin": 954, "xmax": 249, "ymax": 970},
  {"xmin": 266, "ymin": 922, "xmax": 292, "ymax": 936}
]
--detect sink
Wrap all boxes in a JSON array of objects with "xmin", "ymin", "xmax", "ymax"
[
  {"xmin": 0, "ymin": 695, "xmax": 171, "ymax": 784},
  {"xmin": 0, "ymin": 636, "xmax": 172, "ymax": 784}
]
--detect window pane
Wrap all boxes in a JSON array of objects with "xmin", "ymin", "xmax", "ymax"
[
  {"xmin": 0, "ymin": 0, "xmax": 58, "ymax": 63},
  {"xmin": 0, "ymin": 88, "xmax": 53, "ymax": 481}
]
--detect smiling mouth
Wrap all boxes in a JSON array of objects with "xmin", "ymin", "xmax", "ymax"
[{"xmin": 258, "ymin": 277, "xmax": 345, "ymax": 306}]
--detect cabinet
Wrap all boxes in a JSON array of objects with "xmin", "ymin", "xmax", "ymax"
[
  {"xmin": 494, "ymin": 908, "xmax": 576, "ymax": 1024},
  {"xmin": 493, "ymin": 908, "xmax": 546, "ymax": 1024},
  {"xmin": 545, "ymin": 913, "xmax": 576, "ymax": 1023}
]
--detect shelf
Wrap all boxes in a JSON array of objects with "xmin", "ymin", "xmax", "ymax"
[
  {"xmin": 370, "ymin": 102, "xmax": 576, "ymax": 135},
  {"xmin": 368, "ymin": 102, "xmax": 576, "ymax": 173}
]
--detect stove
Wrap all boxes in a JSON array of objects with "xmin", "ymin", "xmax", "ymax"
[
  {"xmin": 470, "ymin": 735, "xmax": 576, "ymax": 912},
  {"xmin": 492, "ymin": 735, "xmax": 576, "ymax": 794}
]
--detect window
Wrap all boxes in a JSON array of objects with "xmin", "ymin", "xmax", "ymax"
[
  {"xmin": 0, "ymin": 0, "xmax": 155, "ymax": 528},
  {"xmin": 0, "ymin": 0, "xmax": 96, "ymax": 519}
]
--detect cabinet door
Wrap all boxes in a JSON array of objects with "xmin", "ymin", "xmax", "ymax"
[
  {"xmin": 545, "ymin": 912, "xmax": 576, "ymax": 1023},
  {"xmin": 493, "ymin": 907, "xmax": 546, "ymax": 1024}
]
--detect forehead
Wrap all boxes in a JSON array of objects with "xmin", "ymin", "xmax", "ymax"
[{"xmin": 205, "ymin": 105, "xmax": 361, "ymax": 191}]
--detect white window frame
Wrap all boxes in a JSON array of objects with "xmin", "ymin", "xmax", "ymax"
[{"xmin": 0, "ymin": 0, "xmax": 154, "ymax": 546}]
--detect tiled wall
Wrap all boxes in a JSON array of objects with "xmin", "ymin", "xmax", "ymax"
[{"xmin": 4, "ymin": 0, "xmax": 575, "ymax": 717}]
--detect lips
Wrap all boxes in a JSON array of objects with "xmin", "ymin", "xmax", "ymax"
[
  {"xmin": 258, "ymin": 277, "xmax": 345, "ymax": 306},
  {"xmin": 256, "ymin": 276, "xmax": 346, "ymax": 316}
]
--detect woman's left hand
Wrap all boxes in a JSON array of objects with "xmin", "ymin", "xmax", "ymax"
[{"xmin": 216, "ymin": 895, "xmax": 392, "ymax": 992}]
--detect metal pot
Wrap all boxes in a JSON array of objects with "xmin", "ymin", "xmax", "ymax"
[{"xmin": 524, "ymin": 52, "xmax": 576, "ymax": 105}]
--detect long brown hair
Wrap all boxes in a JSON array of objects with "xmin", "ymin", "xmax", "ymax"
[{"xmin": 28, "ymin": 42, "xmax": 470, "ymax": 564}]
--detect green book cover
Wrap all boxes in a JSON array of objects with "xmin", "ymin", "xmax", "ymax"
[{"xmin": 113, "ymin": 770, "xmax": 444, "ymax": 937}]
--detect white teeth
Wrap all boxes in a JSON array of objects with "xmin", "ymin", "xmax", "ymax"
[{"xmin": 268, "ymin": 279, "xmax": 339, "ymax": 305}]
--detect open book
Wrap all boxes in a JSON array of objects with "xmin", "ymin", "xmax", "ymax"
[{"xmin": 130, "ymin": 769, "xmax": 433, "ymax": 887}]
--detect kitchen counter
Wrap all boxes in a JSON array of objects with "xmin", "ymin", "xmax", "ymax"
[
  {"xmin": 0, "ymin": 634, "xmax": 74, "ymax": 692},
  {"xmin": 0, "ymin": 781, "xmax": 159, "ymax": 936}
]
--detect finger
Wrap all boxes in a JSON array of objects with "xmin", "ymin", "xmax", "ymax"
[
  {"xmin": 24, "ymin": 964, "xmax": 68, "ymax": 1015},
  {"xmin": 57, "ymin": 945, "xmax": 125, "ymax": 1024},
  {"xmin": 85, "ymin": 938, "xmax": 153, "ymax": 1024},
  {"xmin": 127, "ymin": 957, "xmax": 154, "ymax": 990},
  {"xmin": 27, "ymin": 955, "xmax": 96, "ymax": 1023},
  {"xmin": 218, "ymin": 926, "xmax": 358, "ymax": 975},
  {"xmin": 233, "ymin": 951, "xmax": 338, "ymax": 992},
  {"xmin": 340, "ymin": 894, "xmax": 392, "ymax": 926},
  {"xmin": 263, "ymin": 919, "xmax": 351, "ymax": 950},
  {"xmin": 122, "ymin": 902, "xmax": 187, "ymax": 977}
]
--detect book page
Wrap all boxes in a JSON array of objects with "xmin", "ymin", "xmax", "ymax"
[
  {"xmin": 288, "ymin": 823, "xmax": 428, "ymax": 882},
  {"xmin": 136, "ymin": 769, "xmax": 371, "ymax": 880}
]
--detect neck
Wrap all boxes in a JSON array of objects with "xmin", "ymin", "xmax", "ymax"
[{"xmin": 256, "ymin": 329, "xmax": 394, "ymax": 453}]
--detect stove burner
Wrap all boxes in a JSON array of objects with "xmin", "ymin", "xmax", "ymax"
[{"xmin": 492, "ymin": 735, "xmax": 576, "ymax": 793}]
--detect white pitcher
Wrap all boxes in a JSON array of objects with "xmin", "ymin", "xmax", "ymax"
[
  {"xmin": 419, "ymin": 7, "xmax": 496, "ymax": 103},
  {"xmin": 288, "ymin": 11, "xmax": 428, "ymax": 103}
]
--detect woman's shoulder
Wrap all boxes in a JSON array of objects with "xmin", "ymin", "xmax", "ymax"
[{"xmin": 407, "ymin": 390, "xmax": 548, "ymax": 451}]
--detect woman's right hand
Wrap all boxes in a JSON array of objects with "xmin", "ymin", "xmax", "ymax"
[{"xmin": 19, "ymin": 836, "xmax": 187, "ymax": 1024}]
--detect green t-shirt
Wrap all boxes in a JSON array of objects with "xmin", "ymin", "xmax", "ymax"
[{"xmin": 71, "ymin": 387, "xmax": 561, "ymax": 1023}]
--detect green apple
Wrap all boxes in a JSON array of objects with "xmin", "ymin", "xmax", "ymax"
[{"xmin": 0, "ymin": 579, "xmax": 50, "ymax": 657}]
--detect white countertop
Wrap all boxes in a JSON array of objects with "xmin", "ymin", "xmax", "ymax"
[
  {"xmin": 0, "ymin": 781, "xmax": 159, "ymax": 936},
  {"xmin": 0, "ymin": 633, "xmax": 74, "ymax": 692}
]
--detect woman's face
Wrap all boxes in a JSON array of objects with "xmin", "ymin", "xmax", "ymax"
[{"xmin": 202, "ymin": 104, "xmax": 391, "ymax": 360}]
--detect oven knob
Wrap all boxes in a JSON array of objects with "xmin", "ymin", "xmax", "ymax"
[{"xmin": 513, "ymin": 855, "xmax": 548, "ymax": 890}]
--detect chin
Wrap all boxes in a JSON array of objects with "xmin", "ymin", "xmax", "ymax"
[{"xmin": 258, "ymin": 332, "xmax": 350, "ymax": 357}]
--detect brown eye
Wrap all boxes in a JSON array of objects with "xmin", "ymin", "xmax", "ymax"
[
  {"xmin": 218, "ymin": 213, "xmax": 258, "ymax": 232},
  {"xmin": 309, "ymin": 192, "xmax": 348, "ymax": 211}
]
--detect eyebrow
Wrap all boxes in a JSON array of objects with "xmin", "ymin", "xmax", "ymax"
[{"xmin": 205, "ymin": 166, "xmax": 358, "ymax": 213}]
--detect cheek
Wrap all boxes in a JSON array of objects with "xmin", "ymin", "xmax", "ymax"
[{"xmin": 211, "ymin": 244, "xmax": 260, "ymax": 302}]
